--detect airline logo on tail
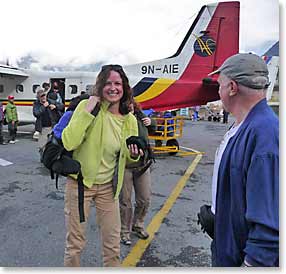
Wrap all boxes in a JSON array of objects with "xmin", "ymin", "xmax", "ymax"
[{"xmin": 193, "ymin": 34, "xmax": 216, "ymax": 57}]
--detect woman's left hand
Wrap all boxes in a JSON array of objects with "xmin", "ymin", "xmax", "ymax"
[
  {"xmin": 128, "ymin": 144, "xmax": 144, "ymax": 159},
  {"xmin": 142, "ymin": 117, "xmax": 151, "ymax": 126}
]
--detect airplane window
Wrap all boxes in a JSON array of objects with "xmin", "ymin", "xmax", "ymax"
[
  {"xmin": 33, "ymin": 85, "xmax": 40, "ymax": 93},
  {"xmin": 86, "ymin": 85, "xmax": 94, "ymax": 94},
  {"xmin": 69, "ymin": 85, "xmax": 78, "ymax": 94},
  {"xmin": 0, "ymin": 85, "xmax": 3, "ymax": 93},
  {"xmin": 16, "ymin": 84, "xmax": 24, "ymax": 93}
]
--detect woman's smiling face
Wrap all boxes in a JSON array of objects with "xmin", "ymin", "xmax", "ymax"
[{"xmin": 102, "ymin": 70, "xmax": 124, "ymax": 104}]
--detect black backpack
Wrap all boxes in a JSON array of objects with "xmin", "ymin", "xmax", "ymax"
[
  {"xmin": 42, "ymin": 134, "xmax": 85, "ymax": 222},
  {"xmin": 42, "ymin": 95, "xmax": 99, "ymax": 223}
]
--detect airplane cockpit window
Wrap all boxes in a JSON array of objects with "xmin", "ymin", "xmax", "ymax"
[
  {"xmin": 33, "ymin": 85, "xmax": 40, "ymax": 93},
  {"xmin": 0, "ymin": 85, "xmax": 3, "ymax": 93},
  {"xmin": 16, "ymin": 84, "xmax": 24, "ymax": 93},
  {"xmin": 69, "ymin": 85, "xmax": 78, "ymax": 94},
  {"xmin": 86, "ymin": 85, "xmax": 94, "ymax": 94}
]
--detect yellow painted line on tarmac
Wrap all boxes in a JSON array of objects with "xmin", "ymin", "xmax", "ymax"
[{"xmin": 121, "ymin": 153, "xmax": 203, "ymax": 267}]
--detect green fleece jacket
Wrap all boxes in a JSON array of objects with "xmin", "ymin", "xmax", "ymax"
[
  {"xmin": 5, "ymin": 102, "xmax": 18, "ymax": 122},
  {"xmin": 62, "ymin": 100, "xmax": 139, "ymax": 199}
]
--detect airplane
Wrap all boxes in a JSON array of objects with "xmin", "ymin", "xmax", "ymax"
[{"xmin": 1, "ymin": 1, "xmax": 241, "ymax": 124}]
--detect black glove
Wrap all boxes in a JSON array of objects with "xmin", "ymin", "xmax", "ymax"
[
  {"xmin": 197, "ymin": 204, "xmax": 215, "ymax": 239},
  {"xmin": 126, "ymin": 136, "xmax": 147, "ymax": 152}
]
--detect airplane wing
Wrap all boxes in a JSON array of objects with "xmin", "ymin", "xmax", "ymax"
[{"xmin": 0, "ymin": 65, "xmax": 29, "ymax": 77}]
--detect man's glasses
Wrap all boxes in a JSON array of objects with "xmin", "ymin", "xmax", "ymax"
[
  {"xmin": 101, "ymin": 64, "xmax": 123, "ymax": 71},
  {"xmin": 40, "ymin": 94, "xmax": 46, "ymax": 97}
]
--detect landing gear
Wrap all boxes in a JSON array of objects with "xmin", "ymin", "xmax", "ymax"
[{"xmin": 208, "ymin": 116, "xmax": 221, "ymax": 122}]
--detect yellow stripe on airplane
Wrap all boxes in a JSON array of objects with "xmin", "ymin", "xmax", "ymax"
[{"xmin": 135, "ymin": 78, "xmax": 176, "ymax": 103}]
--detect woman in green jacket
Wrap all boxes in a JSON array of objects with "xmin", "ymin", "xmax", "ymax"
[
  {"xmin": 62, "ymin": 65, "xmax": 142, "ymax": 267},
  {"xmin": 5, "ymin": 95, "xmax": 18, "ymax": 144}
]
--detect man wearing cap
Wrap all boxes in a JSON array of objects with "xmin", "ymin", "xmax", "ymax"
[
  {"xmin": 33, "ymin": 89, "xmax": 53, "ymax": 157},
  {"xmin": 5, "ymin": 95, "xmax": 18, "ymax": 144},
  {"xmin": 208, "ymin": 53, "xmax": 279, "ymax": 266}
]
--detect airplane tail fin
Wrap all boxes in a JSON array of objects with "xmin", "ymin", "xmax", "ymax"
[
  {"xmin": 130, "ymin": 2, "xmax": 240, "ymax": 110},
  {"xmin": 176, "ymin": 1, "xmax": 240, "ymax": 79}
]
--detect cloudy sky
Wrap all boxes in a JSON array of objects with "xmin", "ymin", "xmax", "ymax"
[{"xmin": 0, "ymin": 0, "xmax": 280, "ymax": 70}]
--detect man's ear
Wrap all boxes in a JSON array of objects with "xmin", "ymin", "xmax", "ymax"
[{"xmin": 229, "ymin": 80, "xmax": 238, "ymax": 96}]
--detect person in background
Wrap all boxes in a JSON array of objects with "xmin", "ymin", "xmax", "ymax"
[
  {"xmin": 120, "ymin": 100, "xmax": 156, "ymax": 245},
  {"xmin": 222, "ymin": 109, "xmax": 229, "ymax": 123},
  {"xmin": 62, "ymin": 64, "xmax": 142, "ymax": 267},
  {"xmin": 5, "ymin": 95, "xmax": 18, "ymax": 144},
  {"xmin": 47, "ymin": 92, "xmax": 64, "ymax": 126},
  {"xmin": 48, "ymin": 82, "xmax": 62, "ymax": 103},
  {"xmin": 34, "ymin": 82, "xmax": 64, "ymax": 137},
  {"xmin": 32, "ymin": 82, "xmax": 52, "ymax": 140},
  {"xmin": 208, "ymin": 53, "xmax": 279, "ymax": 267},
  {"xmin": 157, "ymin": 111, "xmax": 175, "ymax": 138},
  {"xmin": 47, "ymin": 82, "xmax": 65, "ymax": 119},
  {"xmin": 32, "ymin": 89, "xmax": 53, "ymax": 157},
  {"xmin": 0, "ymin": 101, "xmax": 7, "ymax": 145},
  {"xmin": 193, "ymin": 105, "xmax": 200, "ymax": 121}
]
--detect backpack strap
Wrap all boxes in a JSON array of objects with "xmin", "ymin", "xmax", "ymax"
[
  {"xmin": 50, "ymin": 169, "xmax": 59, "ymax": 190},
  {"xmin": 133, "ymin": 159, "xmax": 153, "ymax": 178},
  {"xmin": 77, "ymin": 171, "xmax": 85, "ymax": 223},
  {"xmin": 55, "ymin": 173, "xmax": 59, "ymax": 190},
  {"xmin": 50, "ymin": 169, "xmax": 55, "ymax": 180},
  {"xmin": 133, "ymin": 144, "xmax": 155, "ymax": 177}
]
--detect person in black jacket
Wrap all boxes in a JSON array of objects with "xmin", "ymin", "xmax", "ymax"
[
  {"xmin": 0, "ymin": 102, "xmax": 7, "ymax": 145},
  {"xmin": 47, "ymin": 82, "xmax": 65, "ymax": 118},
  {"xmin": 32, "ymin": 89, "xmax": 53, "ymax": 154}
]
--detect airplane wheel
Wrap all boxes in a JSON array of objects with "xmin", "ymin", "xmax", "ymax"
[
  {"xmin": 208, "ymin": 116, "xmax": 212, "ymax": 121},
  {"xmin": 166, "ymin": 139, "xmax": 179, "ymax": 155},
  {"xmin": 155, "ymin": 140, "xmax": 163, "ymax": 147}
]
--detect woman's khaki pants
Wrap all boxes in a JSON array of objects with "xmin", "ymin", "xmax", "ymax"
[
  {"xmin": 120, "ymin": 168, "xmax": 151, "ymax": 237},
  {"xmin": 64, "ymin": 177, "xmax": 121, "ymax": 267}
]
